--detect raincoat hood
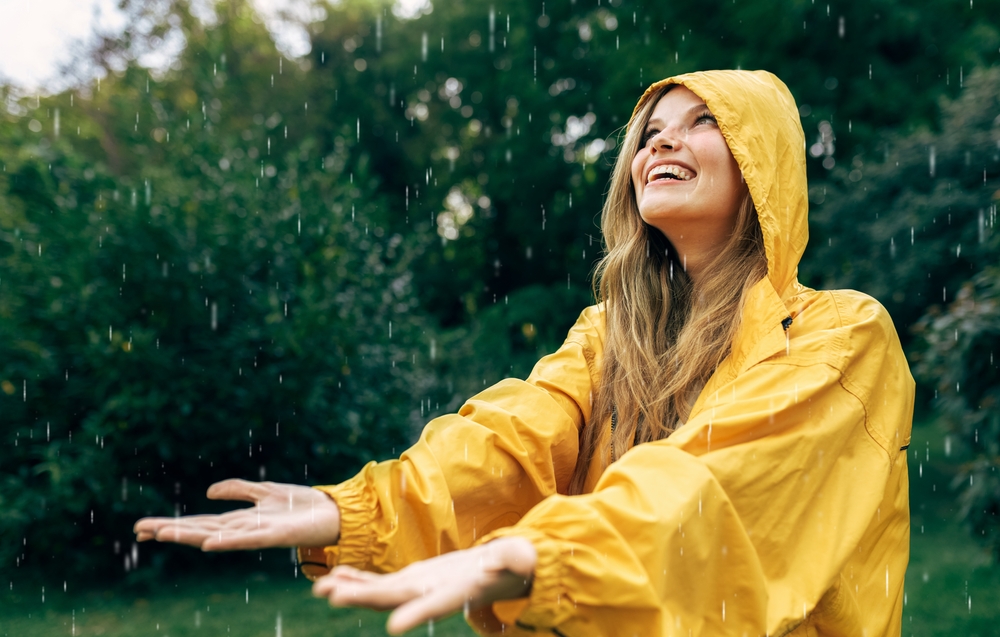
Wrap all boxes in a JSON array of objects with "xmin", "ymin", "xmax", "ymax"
[
  {"xmin": 627, "ymin": 70, "xmax": 812, "ymax": 378},
  {"xmin": 628, "ymin": 70, "xmax": 809, "ymax": 300}
]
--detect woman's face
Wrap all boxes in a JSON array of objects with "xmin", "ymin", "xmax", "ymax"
[{"xmin": 630, "ymin": 87, "xmax": 745, "ymax": 263}]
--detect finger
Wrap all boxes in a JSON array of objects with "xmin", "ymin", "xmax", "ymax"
[
  {"xmin": 135, "ymin": 508, "xmax": 255, "ymax": 540},
  {"xmin": 314, "ymin": 568, "xmax": 394, "ymax": 602},
  {"xmin": 149, "ymin": 524, "xmax": 219, "ymax": 548},
  {"xmin": 386, "ymin": 589, "xmax": 466, "ymax": 635},
  {"xmin": 135, "ymin": 515, "xmax": 232, "ymax": 544},
  {"xmin": 135, "ymin": 513, "xmax": 231, "ymax": 532},
  {"xmin": 312, "ymin": 567, "xmax": 377, "ymax": 596},
  {"xmin": 206, "ymin": 479, "xmax": 270, "ymax": 503},
  {"xmin": 134, "ymin": 515, "xmax": 201, "ymax": 534},
  {"xmin": 200, "ymin": 528, "xmax": 292, "ymax": 551},
  {"xmin": 134, "ymin": 517, "xmax": 166, "ymax": 534},
  {"xmin": 325, "ymin": 575, "xmax": 424, "ymax": 611}
]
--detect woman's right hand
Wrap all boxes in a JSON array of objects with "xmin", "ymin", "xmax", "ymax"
[{"xmin": 133, "ymin": 479, "xmax": 341, "ymax": 551}]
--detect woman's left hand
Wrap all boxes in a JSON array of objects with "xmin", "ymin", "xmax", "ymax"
[{"xmin": 312, "ymin": 536, "xmax": 537, "ymax": 635}]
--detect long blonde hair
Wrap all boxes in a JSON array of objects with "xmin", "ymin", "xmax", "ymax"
[{"xmin": 568, "ymin": 86, "xmax": 768, "ymax": 495}]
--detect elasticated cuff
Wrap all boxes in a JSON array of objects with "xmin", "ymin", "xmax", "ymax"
[
  {"xmin": 474, "ymin": 526, "xmax": 579, "ymax": 634},
  {"xmin": 314, "ymin": 466, "xmax": 379, "ymax": 570},
  {"xmin": 295, "ymin": 464, "xmax": 380, "ymax": 580}
]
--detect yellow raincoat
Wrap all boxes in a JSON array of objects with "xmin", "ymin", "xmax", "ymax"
[{"xmin": 301, "ymin": 70, "xmax": 914, "ymax": 636}]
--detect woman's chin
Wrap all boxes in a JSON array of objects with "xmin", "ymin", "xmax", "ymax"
[{"xmin": 639, "ymin": 204, "xmax": 693, "ymax": 229}]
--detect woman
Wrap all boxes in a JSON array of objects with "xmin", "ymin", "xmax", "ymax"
[{"xmin": 135, "ymin": 70, "xmax": 914, "ymax": 636}]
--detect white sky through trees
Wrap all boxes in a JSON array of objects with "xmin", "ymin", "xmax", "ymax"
[
  {"xmin": 0, "ymin": 0, "xmax": 125, "ymax": 91},
  {"xmin": 0, "ymin": 0, "xmax": 433, "ymax": 93}
]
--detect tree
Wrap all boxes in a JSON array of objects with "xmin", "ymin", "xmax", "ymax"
[
  {"xmin": 0, "ymin": 1, "xmax": 435, "ymax": 581},
  {"xmin": 811, "ymin": 66, "xmax": 1000, "ymax": 556}
]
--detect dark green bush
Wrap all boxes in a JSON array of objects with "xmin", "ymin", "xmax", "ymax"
[
  {"xmin": 802, "ymin": 66, "xmax": 1000, "ymax": 335},
  {"xmin": 0, "ymin": 7, "xmax": 436, "ymax": 582},
  {"xmin": 913, "ymin": 268, "xmax": 1000, "ymax": 558}
]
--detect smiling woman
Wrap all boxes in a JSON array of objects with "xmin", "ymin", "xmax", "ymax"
[{"xmin": 136, "ymin": 70, "xmax": 915, "ymax": 637}]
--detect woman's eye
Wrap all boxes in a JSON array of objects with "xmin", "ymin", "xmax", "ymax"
[
  {"xmin": 641, "ymin": 129, "xmax": 658, "ymax": 146},
  {"xmin": 695, "ymin": 113, "xmax": 716, "ymax": 125}
]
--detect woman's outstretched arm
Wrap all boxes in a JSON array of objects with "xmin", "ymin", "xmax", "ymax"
[
  {"xmin": 133, "ymin": 306, "xmax": 601, "ymax": 569},
  {"xmin": 302, "ymin": 305, "xmax": 602, "ymax": 575}
]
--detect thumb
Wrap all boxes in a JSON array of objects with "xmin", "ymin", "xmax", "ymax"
[{"xmin": 206, "ymin": 478, "xmax": 268, "ymax": 503}]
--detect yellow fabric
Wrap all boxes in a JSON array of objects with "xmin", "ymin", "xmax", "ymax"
[{"xmin": 303, "ymin": 69, "xmax": 914, "ymax": 637}]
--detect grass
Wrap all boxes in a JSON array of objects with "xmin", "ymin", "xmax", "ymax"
[
  {"xmin": 902, "ymin": 415, "xmax": 1000, "ymax": 637},
  {"xmin": 4, "ymin": 416, "xmax": 998, "ymax": 636},
  {"xmin": 1, "ymin": 568, "xmax": 476, "ymax": 637}
]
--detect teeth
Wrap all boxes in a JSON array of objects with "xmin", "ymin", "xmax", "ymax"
[{"xmin": 648, "ymin": 164, "xmax": 693, "ymax": 183}]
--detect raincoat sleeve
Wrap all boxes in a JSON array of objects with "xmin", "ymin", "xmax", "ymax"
[
  {"xmin": 298, "ymin": 306, "xmax": 602, "ymax": 577},
  {"xmin": 475, "ymin": 295, "xmax": 913, "ymax": 637}
]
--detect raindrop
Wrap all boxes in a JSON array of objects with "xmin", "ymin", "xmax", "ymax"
[{"xmin": 489, "ymin": 7, "xmax": 495, "ymax": 52}]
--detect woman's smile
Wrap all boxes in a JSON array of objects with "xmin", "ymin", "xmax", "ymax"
[{"xmin": 645, "ymin": 161, "xmax": 697, "ymax": 184}]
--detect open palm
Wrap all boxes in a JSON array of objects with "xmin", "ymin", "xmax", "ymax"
[
  {"xmin": 313, "ymin": 537, "xmax": 537, "ymax": 635},
  {"xmin": 133, "ymin": 479, "xmax": 341, "ymax": 551}
]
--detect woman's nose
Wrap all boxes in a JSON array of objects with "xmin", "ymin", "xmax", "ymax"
[{"xmin": 649, "ymin": 129, "xmax": 681, "ymax": 153}]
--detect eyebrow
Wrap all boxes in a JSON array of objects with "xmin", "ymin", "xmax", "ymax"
[{"xmin": 645, "ymin": 103, "xmax": 712, "ymax": 128}]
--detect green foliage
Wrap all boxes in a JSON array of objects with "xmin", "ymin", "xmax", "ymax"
[
  {"xmin": 6, "ymin": 0, "xmax": 1000, "ymax": 583},
  {"xmin": 801, "ymin": 66, "xmax": 1000, "ymax": 333},
  {"xmin": 913, "ymin": 267, "xmax": 1000, "ymax": 559},
  {"xmin": 0, "ymin": 2, "xmax": 436, "ymax": 582}
]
